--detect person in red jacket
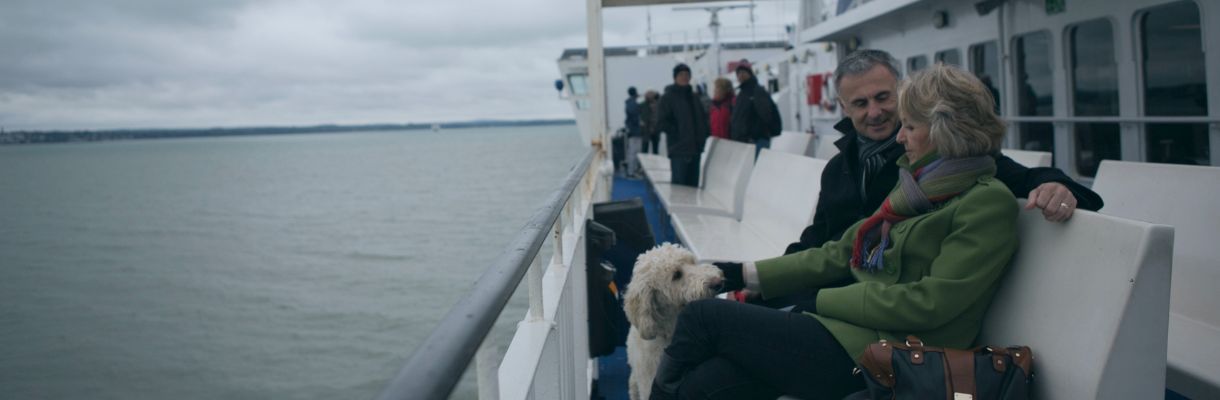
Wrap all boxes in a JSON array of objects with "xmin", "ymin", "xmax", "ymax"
[{"xmin": 708, "ymin": 77, "xmax": 734, "ymax": 140}]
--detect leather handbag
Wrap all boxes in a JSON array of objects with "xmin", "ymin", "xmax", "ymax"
[{"xmin": 854, "ymin": 335, "xmax": 1033, "ymax": 400}]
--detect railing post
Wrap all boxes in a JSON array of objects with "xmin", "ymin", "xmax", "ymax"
[
  {"xmin": 552, "ymin": 220, "xmax": 564, "ymax": 269},
  {"xmin": 476, "ymin": 340, "xmax": 500, "ymax": 400},
  {"xmin": 527, "ymin": 254, "xmax": 544, "ymax": 321}
]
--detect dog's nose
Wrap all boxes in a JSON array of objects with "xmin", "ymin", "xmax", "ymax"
[{"xmin": 708, "ymin": 276, "xmax": 724, "ymax": 292}]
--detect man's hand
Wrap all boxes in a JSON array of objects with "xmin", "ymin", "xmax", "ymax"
[
  {"xmin": 1025, "ymin": 182, "xmax": 1076, "ymax": 222},
  {"xmin": 712, "ymin": 262, "xmax": 745, "ymax": 293}
]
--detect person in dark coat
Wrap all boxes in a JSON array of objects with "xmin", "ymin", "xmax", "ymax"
[
  {"xmin": 729, "ymin": 59, "xmax": 780, "ymax": 154},
  {"xmin": 784, "ymin": 49, "xmax": 1104, "ymax": 257},
  {"xmin": 640, "ymin": 90, "xmax": 660, "ymax": 154},
  {"xmin": 624, "ymin": 86, "xmax": 643, "ymax": 177},
  {"xmin": 657, "ymin": 64, "xmax": 710, "ymax": 187}
]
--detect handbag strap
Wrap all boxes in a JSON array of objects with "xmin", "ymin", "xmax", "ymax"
[{"xmin": 944, "ymin": 348, "xmax": 977, "ymax": 399}]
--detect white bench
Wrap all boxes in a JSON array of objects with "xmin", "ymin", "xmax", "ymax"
[
  {"xmin": 1001, "ymin": 149, "xmax": 1053, "ymax": 167},
  {"xmin": 979, "ymin": 205, "xmax": 1173, "ymax": 399},
  {"xmin": 638, "ymin": 153, "xmax": 671, "ymax": 182},
  {"xmin": 650, "ymin": 138, "xmax": 755, "ymax": 218},
  {"xmin": 1092, "ymin": 160, "xmax": 1220, "ymax": 399},
  {"xmin": 671, "ymin": 150, "xmax": 827, "ymax": 263},
  {"xmin": 639, "ymin": 136, "xmax": 715, "ymax": 184},
  {"xmin": 812, "ymin": 132, "xmax": 842, "ymax": 160},
  {"xmin": 769, "ymin": 131, "xmax": 816, "ymax": 157}
]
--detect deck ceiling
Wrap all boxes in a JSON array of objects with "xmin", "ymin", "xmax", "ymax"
[{"xmin": 603, "ymin": 0, "xmax": 740, "ymax": 8}]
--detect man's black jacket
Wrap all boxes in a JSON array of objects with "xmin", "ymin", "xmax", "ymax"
[
  {"xmin": 783, "ymin": 118, "xmax": 1105, "ymax": 254},
  {"xmin": 657, "ymin": 84, "xmax": 710, "ymax": 158}
]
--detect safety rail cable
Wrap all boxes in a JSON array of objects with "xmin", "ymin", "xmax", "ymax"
[{"xmin": 376, "ymin": 148, "xmax": 598, "ymax": 400}]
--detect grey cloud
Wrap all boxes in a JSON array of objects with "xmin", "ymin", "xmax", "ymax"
[{"xmin": 0, "ymin": 0, "xmax": 793, "ymax": 130}]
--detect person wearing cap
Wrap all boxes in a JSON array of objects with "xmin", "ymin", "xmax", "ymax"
[
  {"xmin": 730, "ymin": 59, "xmax": 781, "ymax": 154},
  {"xmin": 657, "ymin": 63, "xmax": 710, "ymax": 187}
]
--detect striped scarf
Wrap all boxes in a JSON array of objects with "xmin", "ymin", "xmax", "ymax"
[{"xmin": 850, "ymin": 152, "xmax": 997, "ymax": 272}]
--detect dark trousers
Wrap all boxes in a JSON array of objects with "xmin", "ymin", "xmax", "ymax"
[
  {"xmin": 663, "ymin": 299, "xmax": 863, "ymax": 400},
  {"xmin": 649, "ymin": 135, "xmax": 661, "ymax": 154},
  {"xmin": 669, "ymin": 154, "xmax": 701, "ymax": 187}
]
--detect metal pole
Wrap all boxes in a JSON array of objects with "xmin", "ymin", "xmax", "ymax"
[{"xmin": 587, "ymin": 0, "xmax": 607, "ymax": 149}]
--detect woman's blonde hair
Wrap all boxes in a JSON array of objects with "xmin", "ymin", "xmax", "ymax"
[
  {"xmin": 713, "ymin": 77, "xmax": 734, "ymax": 100},
  {"xmin": 898, "ymin": 64, "xmax": 1005, "ymax": 158}
]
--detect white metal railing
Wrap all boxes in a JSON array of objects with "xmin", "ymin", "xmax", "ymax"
[{"xmin": 377, "ymin": 148, "xmax": 604, "ymax": 400}]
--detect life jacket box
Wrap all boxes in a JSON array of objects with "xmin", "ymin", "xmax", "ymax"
[
  {"xmin": 593, "ymin": 197, "xmax": 656, "ymax": 291},
  {"xmin": 590, "ymin": 198, "xmax": 656, "ymax": 352},
  {"xmin": 584, "ymin": 220, "xmax": 623, "ymax": 357}
]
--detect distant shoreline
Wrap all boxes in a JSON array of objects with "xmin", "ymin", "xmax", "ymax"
[{"xmin": 0, "ymin": 119, "xmax": 576, "ymax": 145}]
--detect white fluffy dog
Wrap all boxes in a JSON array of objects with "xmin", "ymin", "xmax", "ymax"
[{"xmin": 624, "ymin": 243, "xmax": 724, "ymax": 400}]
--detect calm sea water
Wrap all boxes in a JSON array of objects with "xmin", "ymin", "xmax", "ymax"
[{"xmin": 0, "ymin": 125, "xmax": 585, "ymax": 399}]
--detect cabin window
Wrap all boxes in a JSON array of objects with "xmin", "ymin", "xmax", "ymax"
[
  {"xmin": 907, "ymin": 55, "xmax": 928, "ymax": 73},
  {"xmin": 935, "ymin": 49, "xmax": 961, "ymax": 67},
  {"xmin": 1141, "ymin": 1, "xmax": 1209, "ymax": 165},
  {"xmin": 1014, "ymin": 31, "xmax": 1055, "ymax": 156},
  {"xmin": 968, "ymin": 41, "xmax": 1001, "ymax": 114},
  {"xmin": 1069, "ymin": 19, "xmax": 1121, "ymax": 176},
  {"xmin": 567, "ymin": 73, "xmax": 590, "ymax": 110}
]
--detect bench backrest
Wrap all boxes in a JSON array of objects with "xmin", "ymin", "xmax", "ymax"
[
  {"xmin": 740, "ymin": 150, "xmax": 827, "ymax": 244},
  {"xmin": 1093, "ymin": 161, "xmax": 1220, "ymax": 325},
  {"xmin": 812, "ymin": 132, "xmax": 842, "ymax": 160},
  {"xmin": 700, "ymin": 137, "xmax": 756, "ymax": 216},
  {"xmin": 1092, "ymin": 161, "xmax": 1220, "ymax": 394},
  {"xmin": 770, "ymin": 131, "xmax": 816, "ymax": 157},
  {"xmin": 1001, "ymin": 149, "xmax": 1052, "ymax": 167},
  {"xmin": 980, "ymin": 207, "xmax": 1173, "ymax": 399}
]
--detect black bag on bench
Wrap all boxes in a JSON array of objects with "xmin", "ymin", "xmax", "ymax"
[{"xmin": 854, "ymin": 335, "xmax": 1033, "ymax": 400}]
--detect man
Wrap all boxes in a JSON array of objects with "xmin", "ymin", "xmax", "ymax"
[
  {"xmin": 784, "ymin": 49, "xmax": 1103, "ymax": 254},
  {"xmin": 729, "ymin": 59, "xmax": 780, "ymax": 153},
  {"xmin": 624, "ymin": 86, "xmax": 643, "ymax": 177},
  {"xmin": 657, "ymin": 63, "xmax": 710, "ymax": 187}
]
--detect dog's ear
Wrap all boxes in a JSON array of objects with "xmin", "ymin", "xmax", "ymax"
[{"xmin": 624, "ymin": 282, "xmax": 665, "ymax": 340}]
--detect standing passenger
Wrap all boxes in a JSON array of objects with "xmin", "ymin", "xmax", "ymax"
[
  {"xmin": 645, "ymin": 90, "xmax": 662, "ymax": 154},
  {"xmin": 639, "ymin": 90, "xmax": 658, "ymax": 154},
  {"xmin": 708, "ymin": 78, "xmax": 734, "ymax": 140},
  {"xmin": 658, "ymin": 64, "xmax": 710, "ymax": 187},
  {"xmin": 624, "ymin": 86, "xmax": 643, "ymax": 177},
  {"xmin": 730, "ymin": 59, "xmax": 781, "ymax": 156}
]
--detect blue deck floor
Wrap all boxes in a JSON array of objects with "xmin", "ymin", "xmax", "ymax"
[{"xmin": 595, "ymin": 174, "xmax": 674, "ymax": 400}]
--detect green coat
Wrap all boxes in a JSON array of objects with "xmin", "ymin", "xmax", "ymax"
[{"xmin": 755, "ymin": 176, "xmax": 1018, "ymax": 360}]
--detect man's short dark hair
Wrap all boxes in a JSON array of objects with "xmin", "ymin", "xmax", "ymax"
[
  {"xmin": 833, "ymin": 49, "xmax": 901, "ymax": 88},
  {"xmin": 628, "ymin": 86, "xmax": 638, "ymax": 97},
  {"xmin": 673, "ymin": 63, "xmax": 691, "ymax": 78}
]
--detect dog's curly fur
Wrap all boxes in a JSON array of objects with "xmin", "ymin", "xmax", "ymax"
[{"xmin": 624, "ymin": 243, "xmax": 723, "ymax": 400}]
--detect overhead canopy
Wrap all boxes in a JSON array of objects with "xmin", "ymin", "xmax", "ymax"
[
  {"xmin": 799, "ymin": 0, "xmax": 926, "ymax": 43},
  {"xmin": 603, "ymin": 0, "xmax": 740, "ymax": 8}
]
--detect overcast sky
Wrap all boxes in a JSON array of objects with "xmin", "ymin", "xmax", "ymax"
[{"xmin": 0, "ymin": 0, "xmax": 798, "ymax": 131}]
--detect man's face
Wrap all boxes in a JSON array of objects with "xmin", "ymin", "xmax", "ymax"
[
  {"xmin": 837, "ymin": 65, "xmax": 899, "ymax": 141},
  {"xmin": 735, "ymin": 70, "xmax": 751, "ymax": 84},
  {"xmin": 675, "ymin": 71, "xmax": 691, "ymax": 86}
]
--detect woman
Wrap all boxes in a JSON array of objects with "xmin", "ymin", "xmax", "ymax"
[
  {"xmin": 649, "ymin": 64, "xmax": 1018, "ymax": 399},
  {"xmin": 708, "ymin": 78, "xmax": 734, "ymax": 140}
]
